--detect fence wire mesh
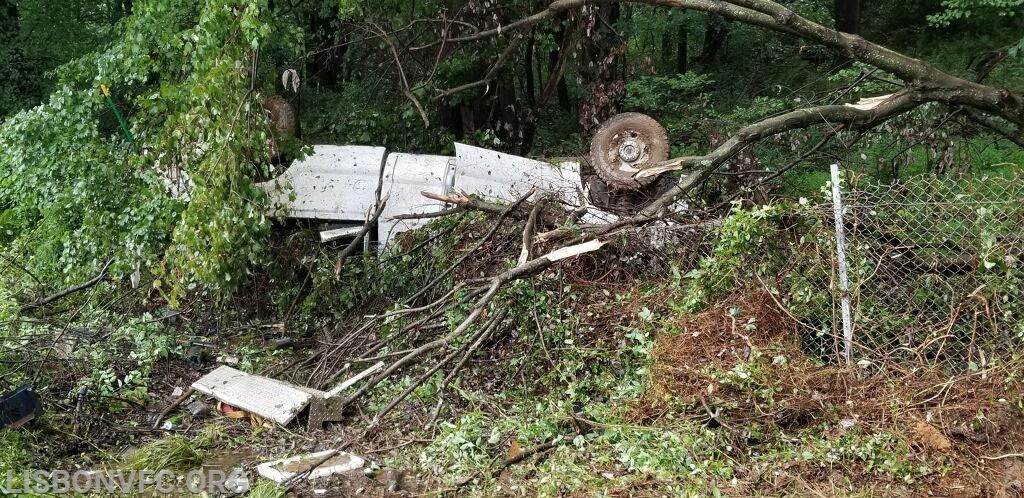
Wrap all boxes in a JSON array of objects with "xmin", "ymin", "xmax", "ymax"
[{"xmin": 822, "ymin": 173, "xmax": 1024, "ymax": 371}]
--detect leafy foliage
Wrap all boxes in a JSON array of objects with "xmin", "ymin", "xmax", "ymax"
[
  {"xmin": 0, "ymin": 0, "xmax": 286, "ymax": 302},
  {"xmin": 678, "ymin": 202, "xmax": 788, "ymax": 312},
  {"xmin": 928, "ymin": 0, "xmax": 1024, "ymax": 56},
  {"xmin": 623, "ymin": 72, "xmax": 713, "ymax": 114}
]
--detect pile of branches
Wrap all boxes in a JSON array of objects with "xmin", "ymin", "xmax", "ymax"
[{"xmin": 297, "ymin": 187, "xmax": 711, "ymax": 423}]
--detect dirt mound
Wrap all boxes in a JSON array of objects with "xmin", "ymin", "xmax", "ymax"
[
  {"xmin": 633, "ymin": 289, "xmax": 1024, "ymax": 496},
  {"xmin": 634, "ymin": 290, "xmax": 798, "ymax": 414}
]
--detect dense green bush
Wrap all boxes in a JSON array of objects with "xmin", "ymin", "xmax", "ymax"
[{"xmin": 0, "ymin": 0, "xmax": 285, "ymax": 302}]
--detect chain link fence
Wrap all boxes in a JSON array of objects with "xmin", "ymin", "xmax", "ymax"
[{"xmin": 811, "ymin": 172, "xmax": 1024, "ymax": 371}]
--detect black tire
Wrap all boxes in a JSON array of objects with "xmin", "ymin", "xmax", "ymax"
[{"xmin": 589, "ymin": 112, "xmax": 669, "ymax": 190}]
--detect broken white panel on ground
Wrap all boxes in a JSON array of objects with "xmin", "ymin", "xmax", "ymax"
[
  {"xmin": 453, "ymin": 143, "xmax": 584, "ymax": 206},
  {"xmin": 191, "ymin": 366, "xmax": 312, "ymax": 426},
  {"xmin": 257, "ymin": 145, "xmax": 387, "ymax": 220},
  {"xmin": 378, "ymin": 153, "xmax": 455, "ymax": 248},
  {"xmin": 256, "ymin": 450, "xmax": 365, "ymax": 483}
]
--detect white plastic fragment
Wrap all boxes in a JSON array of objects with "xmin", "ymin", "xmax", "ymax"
[
  {"xmin": 453, "ymin": 143, "xmax": 584, "ymax": 206},
  {"xmin": 191, "ymin": 366, "xmax": 312, "ymax": 426},
  {"xmin": 325, "ymin": 361, "xmax": 385, "ymax": 398},
  {"xmin": 256, "ymin": 449, "xmax": 365, "ymax": 483},
  {"xmin": 377, "ymin": 153, "xmax": 455, "ymax": 248},
  {"xmin": 319, "ymin": 225, "xmax": 364, "ymax": 243},
  {"xmin": 542, "ymin": 239, "xmax": 606, "ymax": 262}
]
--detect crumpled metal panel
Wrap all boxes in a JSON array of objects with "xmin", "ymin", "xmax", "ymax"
[
  {"xmin": 259, "ymin": 144, "xmax": 595, "ymax": 251},
  {"xmin": 377, "ymin": 153, "xmax": 456, "ymax": 248},
  {"xmin": 453, "ymin": 143, "xmax": 584, "ymax": 207},
  {"xmin": 258, "ymin": 145, "xmax": 387, "ymax": 220}
]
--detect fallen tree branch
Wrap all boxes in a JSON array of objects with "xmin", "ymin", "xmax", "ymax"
[
  {"xmin": 438, "ymin": 309, "xmax": 505, "ymax": 394},
  {"xmin": 453, "ymin": 440, "xmax": 559, "ymax": 488},
  {"xmin": 641, "ymin": 90, "xmax": 935, "ymax": 215},
  {"xmin": 960, "ymin": 107, "xmax": 1024, "ymax": 148},
  {"xmin": 501, "ymin": 441, "xmax": 557, "ymax": 468},
  {"xmin": 372, "ymin": 309, "xmax": 508, "ymax": 424},
  {"xmin": 535, "ymin": 213, "xmax": 658, "ymax": 245},
  {"xmin": 344, "ymin": 280, "xmax": 504, "ymax": 406},
  {"xmin": 980, "ymin": 451, "xmax": 1024, "ymax": 461},
  {"xmin": 21, "ymin": 258, "xmax": 114, "ymax": 311},
  {"xmin": 708, "ymin": 126, "xmax": 844, "ymax": 211},
  {"xmin": 405, "ymin": 188, "xmax": 536, "ymax": 304},
  {"xmin": 335, "ymin": 194, "xmax": 390, "ymax": 277},
  {"xmin": 390, "ymin": 206, "xmax": 463, "ymax": 220},
  {"xmin": 342, "ymin": 238, "xmax": 606, "ymax": 408},
  {"xmin": 420, "ymin": 191, "xmax": 522, "ymax": 217},
  {"xmin": 152, "ymin": 387, "xmax": 194, "ymax": 429},
  {"xmin": 638, "ymin": 91, "xmax": 923, "ymax": 180}
]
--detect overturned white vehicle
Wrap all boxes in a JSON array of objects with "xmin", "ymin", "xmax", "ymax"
[{"xmin": 256, "ymin": 113, "xmax": 679, "ymax": 250}]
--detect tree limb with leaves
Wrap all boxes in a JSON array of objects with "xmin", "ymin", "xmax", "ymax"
[{"xmin": 425, "ymin": 0, "xmax": 1023, "ymax": 213}]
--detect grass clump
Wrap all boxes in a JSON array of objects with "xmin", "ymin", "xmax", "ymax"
[
  {"xmin": 245, "ymin": 480, "xmax": 285, "ymax": 498},
  {"xmin": 121, "ymin": 425, "xmax": 221, "ymax": 472}
]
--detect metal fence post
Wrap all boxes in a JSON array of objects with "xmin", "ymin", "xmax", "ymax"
[{"xmin": 830, "ymin": 163, "xmax": 854, "ymax": 364}]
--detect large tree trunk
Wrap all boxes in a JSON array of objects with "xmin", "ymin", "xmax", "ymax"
[
  {"xmin": 525, "ymin": 29, "xmax": 536, "ymax": 105},
  {"xmin": 677, "ymin": 24, "xmax": 689, "ymax": 73},
  {"xmin": 0, "ymin": 0, "xmax": 25, "ymax": 116},
  {"xmin": 697, "ymin": 14, "xmax": 729, "ymax": 68},
  {"xmin": 661, "ymin": 27, "xmax": 674, "ymax": 72},
  {"xmin": 548, "ymin": 16, "xmax": 571, "ymax": 110},
  {"xmin": 578, "ymin": 2, "xmax": 625, "ymax": 136},
  {"xmin": 307, "ymin": 8, "xmax": 345, "ymax": 86}
]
